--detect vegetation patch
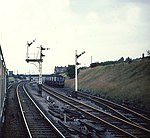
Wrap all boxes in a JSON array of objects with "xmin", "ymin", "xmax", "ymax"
[{"xmin": 65, "ymin": 58, "xmax": 150, "ymax": 110}]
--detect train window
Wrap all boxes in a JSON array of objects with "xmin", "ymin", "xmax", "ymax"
[
  {"xmin": 61, "ymin": 77, "xmax": 64, "ymax": 81},
  {"xmin": 57, "ymin": 77, "xmax": 59, "ymax": 81},
  {"xmin": 54, "ymin": 77, "xmax": 56, "ymax": 81}
]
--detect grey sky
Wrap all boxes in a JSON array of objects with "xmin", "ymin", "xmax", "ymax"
[{"xmin": 0, "ymin": 0, "xmax": 150, "ymax": 74}]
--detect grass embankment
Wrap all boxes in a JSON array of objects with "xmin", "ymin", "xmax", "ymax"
[{"xmin": 65, "ymin": 58, "xmax": 150, "ymax": 110}]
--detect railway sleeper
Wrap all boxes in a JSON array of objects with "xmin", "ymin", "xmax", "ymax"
[
  {"xmin": 79, "ymin": 119, "xmax": 106, "ymax": 133},
  {"xmin": 58, "ymin": 120, "xmax": 80, "ymax": 135}
]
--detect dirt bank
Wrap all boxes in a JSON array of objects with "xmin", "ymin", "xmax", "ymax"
[{"xmin": 65, "ymin": 58, "xmax": 150, "ymax": 111}]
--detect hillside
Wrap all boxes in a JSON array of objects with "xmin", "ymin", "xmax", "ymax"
[{"xmin": 65, "ymin": 58, "xmax": 150, "ymax": 111}]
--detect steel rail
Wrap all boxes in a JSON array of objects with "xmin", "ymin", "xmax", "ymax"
[
  {"xmin": 17, "ymin": 83, "xmax": 66, "ymax": 138},
  {"xmin": 43, "ymin": 86, "xmax": 139, "ymax": 138},
  {"xmin": 77, "ymin": 90, "xmax": 150, "ymax": 122},
  {"xmin": 44, "ymin": 85, "xmax": 150, "ymax": 134},
  {"xmin": 16, "ymin": 83, "xmax": 32, "ymax": 138},
  {"xmin": 53, "ymin": 87, "xmax": 149, "ymax": 130},
  {"xmin": 22, "ymin": 84, "xmax": 66, "ymax": 138},
  {"xmin": 77, "ymin": 91, "xmax": 149, "ymax": 129}
]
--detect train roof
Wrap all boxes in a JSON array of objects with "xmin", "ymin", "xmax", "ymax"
[{"xmin": 48, "ymin": 74, "xmax": 64, "ymax": 77}]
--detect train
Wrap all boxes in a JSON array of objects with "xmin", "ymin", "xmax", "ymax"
[
  {"xmin": 0, "ymin": 46, "xmax": 7, "ymax": 125},
  {"xmin": 44, "ymin": 74, "xmax": 65, "ymax": 87}
]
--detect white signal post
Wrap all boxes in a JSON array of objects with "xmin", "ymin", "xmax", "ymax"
[
  {"xmin": 38, "ymin": 46, "xmax": 43, "ymax": 93},
  {"xmin": 75, "ymin": 50, "xmax": 78, "ymax": 92},
  {"xmin": 26, "ymin": 39, "xmax": 36, "ymax": 59},
  {"xmin": 38, "ymin": 45, "xmax": 50, "ymax": 94},
  {"xmin": 26, "ymin": 40, "xmax": 49, "ymax": 96},
  {"xmin": 75, "ymin": 50, "xmax": 85, "ymax": 98}
]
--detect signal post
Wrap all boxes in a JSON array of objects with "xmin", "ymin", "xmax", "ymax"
[
  {"xmin": 74, "ymin": 50, "xmax": 85, "ymax": 98},
  {"xmin": 26, "ymin": 40, "xmax": 49, "ymax": 96}
]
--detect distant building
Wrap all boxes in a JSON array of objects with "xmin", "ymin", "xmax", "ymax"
[{"xmin": 54, "ymin": 66, "xmax": 67, "ymax": 74}]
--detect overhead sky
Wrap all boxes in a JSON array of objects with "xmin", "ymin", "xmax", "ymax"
[{"xmin": 0, "ymin": 0, "xmax": 150, "ymax": 74}]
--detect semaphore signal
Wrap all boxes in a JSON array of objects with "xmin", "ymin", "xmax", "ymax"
[{"xmin": 25, "ymin": 40, "xmax": 49, "ymax": 96}]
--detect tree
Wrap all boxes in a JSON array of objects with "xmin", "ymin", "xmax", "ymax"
[
  {"xmin": 118, "ymin": 57, "xmax": 124, "ymax": 63},
  {"xmin": 66, "ymin": 65, "xmax": 75, "ymax": 78},
  {"xmin": 125, "ymin": 57, "xmax": 132, "ymax": 64},
  {"xmin": 90, "ymin": 62, "xmax": 100, "ymax": 68},
  {"xmin": 147, "ymin": 50, "xmax": 150, "ymax": 56}
]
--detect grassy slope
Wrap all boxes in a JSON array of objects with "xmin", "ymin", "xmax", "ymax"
[{"xmin": 65, "ymin": 58, "xmax": 150, "ymax": 110}]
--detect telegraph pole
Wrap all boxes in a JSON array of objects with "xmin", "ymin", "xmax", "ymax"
[
  {"xmin": 74, "ymin": 50, "xmax": 85, "ymax": 98},
  {"xmin": 26, "ymin": 40, "xmax": 49, "ymax": 96}
]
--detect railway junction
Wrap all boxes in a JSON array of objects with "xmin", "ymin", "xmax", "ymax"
[
  {"xmin": 1, "ymin": 81, "xmax": 150, "ymax": 138},
  {"xmin": 1, "ymin": 45, "xmax": 150, "ymax": 137}
]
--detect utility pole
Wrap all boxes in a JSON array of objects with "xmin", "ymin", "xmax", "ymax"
[
  {"xmin": 26, "ymin": 40, "xmax": 49, "ymax": 96},
  {"xmin": 74, "ymin": 50, "xmax": 85, "ymax": 98}
]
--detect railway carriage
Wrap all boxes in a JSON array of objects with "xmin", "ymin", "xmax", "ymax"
[
  {"xmin": 45, "ymin": 74, "xmax": 65, "ymax": 87},
  {"xmin": 0, "ymin": 46, "xmax": 7, "ymax": 125}
]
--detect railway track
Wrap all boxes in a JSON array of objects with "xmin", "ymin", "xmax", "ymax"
[
  {"xmin": 16, "ymin": 82, "xmax": 67, "ymax": 138},
  {"xmin": 42, "ymin": 85, "xmax": 150, "ymax": 138},
  {"xmin": 3, "ymin": 83, "xmax": 29, "ymax": 138},
  {"xmin": 62, "ymin": 88, "xmax": 150, "ymax": 130},
  {"xmin": 77, "ymin": 90, "xmax": 150, "ymax": 129}
]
